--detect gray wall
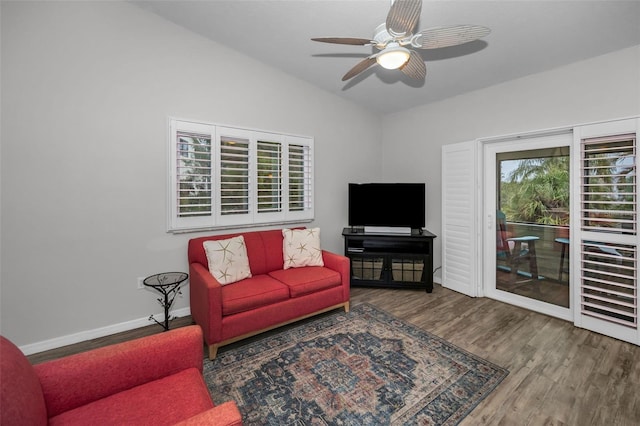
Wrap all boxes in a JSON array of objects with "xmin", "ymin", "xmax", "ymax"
[
  {"xmin": 0, "ymin": 1, "xmax": 382, "ymax": 348},
  {"xmin": 381, "ymin": 45, "xmax": 640, "ymax": 278},
  {"xmin": 2, "ymin": 1, "xmax": 639, "ymax": 351}
]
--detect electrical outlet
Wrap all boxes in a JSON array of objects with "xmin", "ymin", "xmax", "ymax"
[{"xmin": 137, "ymin": 277, "xmax": 145, "ymax": 290}]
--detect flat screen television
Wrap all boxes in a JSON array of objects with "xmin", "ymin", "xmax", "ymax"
[{"xmin": 348, "ymin": 183, "xmax": 425, "ymax": 230}]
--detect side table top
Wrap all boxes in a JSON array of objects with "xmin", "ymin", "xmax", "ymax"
[{"xmin": 143, "ymin": 272, "xmax": 188, "ymax": 288}]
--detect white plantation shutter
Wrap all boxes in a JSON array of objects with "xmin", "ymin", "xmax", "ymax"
[
  {"xmin": 288, "ymin": 144, "xmax": 308, "ymax": 212},
  {"xmin": 574, "ymin": 118, "xmax": 639, "ymax": 344},
  {"xmin": 219, "ymin": 135, "xmax": 250, "ymax": 217},
  {"xmin": 168, "ymin": 119, "xmax": 314, "ymax": 232},
  {"xmin": 257, "ymin": 140, "xmax": 282, "ymax": 214},
  {"xmin": 581, "ymin": 135, "xmax": 636, "ymax": 234},
  {"xmin": 580, "ymin": 242, "xmax": 636, "ymax": 327},
  {"xmin": 442, "ymin": 140, "xmax": 478, "ymax": 297},
  {"xmin": 169, "ymin": 120, "xmax": 215, "ymax": 231},
  {"xmin": 286, "ymin": 136, "xmax": 314, "ymax": 221},
  {"xmin": 176, "ymin": 131, "xmax": 212, "ymax": 217}
]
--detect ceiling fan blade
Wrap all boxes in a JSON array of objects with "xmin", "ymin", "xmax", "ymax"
[
  {"xmin": 415, "ymin": 25, "xmax": 491, "ymax": 49},
  {"xmin": 311, "ymin": 37, "xmax": 374, "ymax": 46},
  {"xmin": 386, "ymin": 0, "xmax": 422, "ymax": 38},
  {"xmin": 400, "ymin": 50, "xmax": 426, "ymax": 80},
  {"xmin": 342, "ymin": 56, "xmax": 377, "ymax": 81}
]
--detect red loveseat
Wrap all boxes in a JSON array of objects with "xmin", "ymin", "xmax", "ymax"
[
  {"xmin": 0, "ymin": 326, "xmax": 242, "ymax": 426},
  {"xmin": 188, "ymin": 228, "xmax": 350, "ymax": 359}
]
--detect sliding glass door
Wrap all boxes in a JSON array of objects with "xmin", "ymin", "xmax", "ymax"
[
  {"xmin": 484, "ymin": 133, "xmax": 573, "ymax": 320},
  {"xmin": 441, "ymin": 118, "xmax": 639, "ymax": 343}
]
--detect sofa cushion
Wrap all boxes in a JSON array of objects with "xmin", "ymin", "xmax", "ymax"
[
  {"xmin": 283, "ymin": 228, "xmax": 324, "ymax": 269},
  {"xmin": 269, "ymin": 266, "xmax": 341, "ymax": 298},
  {"xmin": 204, "ymin": 236, "xmax": 252, "ymax": 285},
  {"xmin": 257, "ymin": 229, "xmax": 289, "ymax": 273},
  {"xmin": 221, "ymin": 275, "xmax": 289, "ymax": 316},
  {"xmin": 48, "ymin": 368, "xmax": 213, "ymax": 426},
  {"xmin": 189, "ymin": 229, "xmax": 286, "ymax": 276},
  {"xmin": 0, "ymin": 336, "xmax": 48, "ymax": 426}
]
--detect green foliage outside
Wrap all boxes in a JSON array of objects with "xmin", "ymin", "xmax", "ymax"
[
  {"xmin": 500, "ymin": 156, "xmax": 570, "ymax": 225},
  {"xmin": 178, "ymin": 135, "xmax": 212, "ymax": 217}
]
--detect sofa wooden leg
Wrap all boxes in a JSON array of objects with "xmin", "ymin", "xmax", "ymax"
[
  {"xmin": 344, "ymin": 301, "xmax": 350, "ymax": 313},
  {"xmin": 208, "ymin": 344, "xmax": 218, "ymax": 360}
]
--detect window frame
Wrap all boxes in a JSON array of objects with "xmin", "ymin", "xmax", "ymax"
[{"xmin": 167, "ymin": 118, "xmax": 314, "ymax": 233}]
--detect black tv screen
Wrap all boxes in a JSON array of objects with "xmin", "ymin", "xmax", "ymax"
[{"xmin": 348, "ymin": 183, "xmax": 425, "ymax": 229}]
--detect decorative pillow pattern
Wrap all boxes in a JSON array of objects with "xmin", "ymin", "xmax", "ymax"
[
  {"xmin": 283, "ymin": 228, "xmax": 324, "ymax": 270},
  {"xmin": 203, "ymin": 236, "xmax": 252, "ymax": 285}
]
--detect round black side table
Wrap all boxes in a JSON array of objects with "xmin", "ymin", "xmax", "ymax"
[{"xmin": 143, "ymin": 272, "xmax": 188, "ymax": 331}]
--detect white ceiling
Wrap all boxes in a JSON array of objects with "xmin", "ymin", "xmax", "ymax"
[{"xmin": 133, "ymin": 1, "xmax": 640, "ymax": 115}]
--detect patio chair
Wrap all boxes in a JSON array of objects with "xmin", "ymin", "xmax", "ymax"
[{"xmin": 496, "ymin": 210, "xmax": 540, "ymax": 284}]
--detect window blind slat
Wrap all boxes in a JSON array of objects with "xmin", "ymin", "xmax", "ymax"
[{"xmin": 582, "ymin": 301, "xmax": 636, "ymax": 319}]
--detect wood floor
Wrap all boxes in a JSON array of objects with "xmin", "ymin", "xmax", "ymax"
[{"xmin": 28, "ymin": 285, "xmax": 640, "ymax": 425}]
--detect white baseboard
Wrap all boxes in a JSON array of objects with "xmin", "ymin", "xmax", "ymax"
[{"xmin": 19, "ymin": 307, "xmax": 191, "ymax": 356}]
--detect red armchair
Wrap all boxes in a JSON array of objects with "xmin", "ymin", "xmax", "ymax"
[{"xmin": 0, "ymin": 325, "xmax": 242, "ymax": 426}]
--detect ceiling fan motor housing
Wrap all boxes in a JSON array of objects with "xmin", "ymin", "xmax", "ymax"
[
  {"xmin": 373, "ymin": 22, "xmax": 423, "ymax": 50},
  {"xmin": 373, "ymin": 23, "xmax": 393, "ymax": 48}
]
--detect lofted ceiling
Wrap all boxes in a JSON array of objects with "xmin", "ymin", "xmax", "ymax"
[{"xmin": 133, "ymin": 1, "xmax": 640, "ymax": 115}]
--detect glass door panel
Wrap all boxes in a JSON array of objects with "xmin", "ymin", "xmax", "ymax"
[{"xmin": 495, "ymin": 146, "xmax": 571, "ymax": 309}]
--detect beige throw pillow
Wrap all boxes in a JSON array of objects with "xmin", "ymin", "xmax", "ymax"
[
  {"xmin": 283, "ymin": 228, "xmax": 324, "ymax": 270},
  {"xmin": 203, "ymin": 236, "xmax": 252, "ymax": 285}
]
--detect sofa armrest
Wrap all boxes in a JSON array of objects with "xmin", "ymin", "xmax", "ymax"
[
  {"xmin": 322, "ymin": 250, "xmax": 350, "ymax": 302},
  {"xmin": 35, "ymin": 325, "xmax": 204, "ymax": 418},
  {"xmin": 189, "ymin": 262, "xmax": 224, "ymax": 346},
  {"xmin": 175, "ymin": 401, "xmax": 243, "ymax": 426}
]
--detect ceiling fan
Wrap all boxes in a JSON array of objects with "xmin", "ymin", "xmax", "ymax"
[{"xmin": 311, "ymin": 0, "xmax": 490, "ymax": 81}]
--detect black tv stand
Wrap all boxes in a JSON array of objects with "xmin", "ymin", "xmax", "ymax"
[{"xmin": 342, "ymin": 228, "xmax": 436, "ymax": 293}]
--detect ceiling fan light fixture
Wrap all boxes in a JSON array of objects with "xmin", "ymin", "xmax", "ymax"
[{"xmin": 376, "ymin": 44, "xmax": 411, "ymax": 69}]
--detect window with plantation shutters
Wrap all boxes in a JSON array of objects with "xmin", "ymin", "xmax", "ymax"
[
  {"xmin": 168, "ymin": 119, "xmax": 314, "ymax": 232},
  {"xmin": 578, "ymin": 128, "xmax": 638, "ymax": 334}
]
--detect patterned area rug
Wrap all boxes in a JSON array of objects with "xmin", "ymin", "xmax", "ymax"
[{"xmin": 203, "ymin": 303, "xmax": 508, "ymax": 425}]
